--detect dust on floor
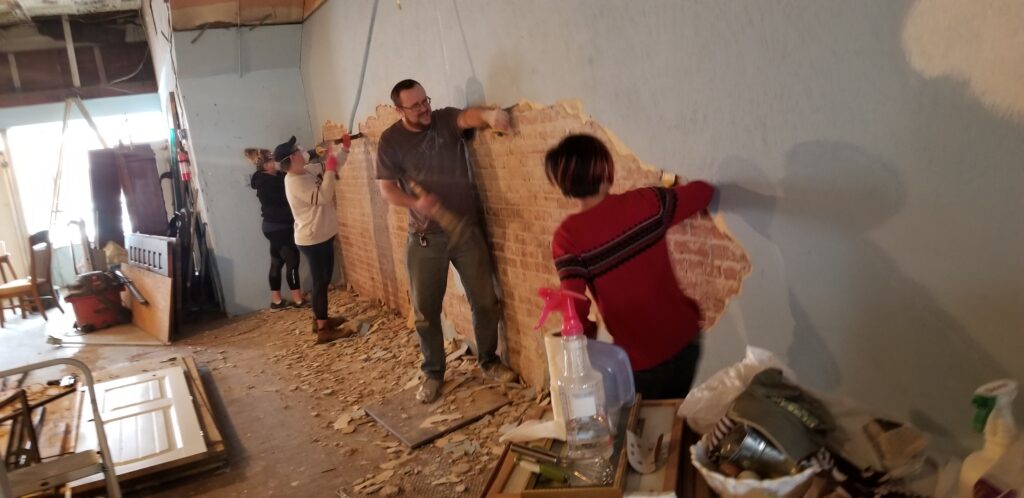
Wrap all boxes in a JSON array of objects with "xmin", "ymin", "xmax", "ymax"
[{"xmin": 147, "ymin": 288, "xmax": 543, "ymax": 497}]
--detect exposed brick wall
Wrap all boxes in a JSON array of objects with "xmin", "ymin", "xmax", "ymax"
[{"xmin": 334, "ymin": 101, "xmax": 751, "ymax": 387}]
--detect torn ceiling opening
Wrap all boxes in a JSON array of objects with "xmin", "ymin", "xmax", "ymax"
[
  {"xmin": 0, "ymin": 12, "xmax": 156, "ymax": 108},
  {"xmin": 0, "ymin": 0, "xmax": 140, "ymax": 26}
]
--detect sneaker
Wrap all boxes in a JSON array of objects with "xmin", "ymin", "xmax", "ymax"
[
  {"xmin": 291, "ymin": 300, "xmax": 310, "ymax": 309},
  {"xmin": 416, "ymin": 377, "xmax": 443, "ymax": 403},
  {"xmin": 315, "ymin": 325, "xmax": 355, "ymax": 344},
  {"xmin": 270, "ymin": 300, "xmax": 290, "ymax": 310},
  {"xmin": 481, "ymin": 362, "xmax": 517, "ymax": 383}
]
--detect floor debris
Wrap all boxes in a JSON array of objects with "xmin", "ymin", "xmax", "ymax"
[{"xmin": 190, "ymin": 290, "xmax": 551, "ymax": 496}]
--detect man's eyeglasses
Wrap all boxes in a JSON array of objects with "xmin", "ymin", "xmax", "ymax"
[{"xmin": 398, "ymin": 97, "xmax": 431, "ymax": 112}]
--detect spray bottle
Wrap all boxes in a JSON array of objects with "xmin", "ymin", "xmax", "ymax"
[
  {"xmin": 536, "ymin": 288, "xmax": 614, "ymax": 486},
  {"xmin": 958, "ymin": 379, "xmax": 1018, "ymax": 498}
]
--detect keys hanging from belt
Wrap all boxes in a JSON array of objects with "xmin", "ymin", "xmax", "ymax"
[{"xmin": 418, "ymin": 234, "xmax": 429, "ymax": 248}]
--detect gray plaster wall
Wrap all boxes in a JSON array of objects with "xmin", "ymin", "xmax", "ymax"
[
  {"xmin": 299, "ymin": 0, "xmax": 1024, "ymax": 454},
  {"xmin": 175, "ymin": 25, "xmax": 313, "ymax": 315}
]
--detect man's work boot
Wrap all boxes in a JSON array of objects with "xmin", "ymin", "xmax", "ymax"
[
  {"xmin": 416, "ymin": 377, "xmax": 443, "ymax": 403},
  {"xmin": 481, "ymin": 362, "xmax": 517, "ymax": 383}
]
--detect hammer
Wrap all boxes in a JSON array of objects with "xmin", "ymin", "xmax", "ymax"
[{"xmin": 405, "ymin": 178, "xmax": 473, "ymax": 248}]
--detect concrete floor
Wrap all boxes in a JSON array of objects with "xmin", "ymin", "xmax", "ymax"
[{"xmin": 0, "ymin": 294, "xmax": 499, "ymax": 497}]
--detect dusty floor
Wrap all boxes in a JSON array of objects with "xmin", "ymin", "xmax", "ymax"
[{"xmin": 0, "ymin": 289, "xmax": 541, "ymax": 497}]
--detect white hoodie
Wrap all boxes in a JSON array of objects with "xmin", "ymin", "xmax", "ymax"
[{"xmin": 285, "ymin": 149, "xmax": 347, "ymax": 246}]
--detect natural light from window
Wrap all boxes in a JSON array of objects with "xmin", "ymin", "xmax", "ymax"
[{"xmin": 6, "ymin": 110, "xmax": 167, "ymax": 248}]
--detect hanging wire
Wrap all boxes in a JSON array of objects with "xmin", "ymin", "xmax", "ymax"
[
  {"xmin": 107, "ymin": 46, "xmax": 151, "ymax": 86},
  {"xmin": 348, "ymin": 0, "xmax": 381, "ymax": 131}
]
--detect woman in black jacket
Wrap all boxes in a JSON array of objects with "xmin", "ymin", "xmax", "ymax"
[{"xmin": 246, "ymin": 148, "xmax": 306, "ymax": 309}]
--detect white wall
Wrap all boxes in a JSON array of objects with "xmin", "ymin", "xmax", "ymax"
[
  {"xmin": 175, "ymin": 25, "xmax": 313, "ymax": 315},
  {"xmin": 300, "ymin": 0, "xmax": 1024, "ymax": 454},
  {"xmin": 141, "ymin": 0, "xmax": 175, "ymax": 117}
]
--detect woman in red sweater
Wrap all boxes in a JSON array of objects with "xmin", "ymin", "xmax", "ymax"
[{"xmin": 545, "ymin": 134, "xmax": 714, "ymax": 400}]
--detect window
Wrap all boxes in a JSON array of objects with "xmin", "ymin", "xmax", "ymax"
[{"xmin": 7, "ymin": 110, "xmax": 167, "ymax": 247}]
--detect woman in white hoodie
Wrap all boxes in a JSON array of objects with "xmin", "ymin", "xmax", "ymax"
[{"xmin": 272, "ymin": 135, "xmax": 351, "ymax": 343}]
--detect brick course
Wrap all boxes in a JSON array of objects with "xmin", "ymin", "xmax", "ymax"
[{"xmin": 333, "ymin": 101, "xmax": 751, "ymax": 387}]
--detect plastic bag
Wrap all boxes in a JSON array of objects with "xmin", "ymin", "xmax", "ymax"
[
  {"xmin": 690, "ymin": 441, "xmax": 818, "ymax": 498},
  {"xmin": 678, "ymin": 347, "xmax": 794, "ymax": 434}
]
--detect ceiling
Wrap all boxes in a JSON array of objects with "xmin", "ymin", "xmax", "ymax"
[
  {"xmin": 169, "ymin": 0, "xmax": 326, "ymax": 30},
  {"xmin": 0, "ymin": 0, "xmax": 326, "ymax": 30},
  {"xmin": 0, "ymin": 0, "xmax": 140, "ymax": 25},
  {"xmin": 0, "ymin": 13, "xmax": 156, "ymax": 108},
  {"xmin": 0, "ymin": 0, "xmax": 322, "ymax": 108}
]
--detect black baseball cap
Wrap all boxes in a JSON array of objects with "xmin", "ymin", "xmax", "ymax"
[{"xmin": 273, "ymin": 136, "xmax": 298, "ymax": 163}]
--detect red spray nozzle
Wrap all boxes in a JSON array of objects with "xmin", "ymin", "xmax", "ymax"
[{"xmin": 535, "ymin": 287, "xmax": 589, "ymax": 337}]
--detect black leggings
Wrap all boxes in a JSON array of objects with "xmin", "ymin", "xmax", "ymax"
[
  {"xmin": 633, "ymin": 339, "xmax": 702, "ymax": 400},
  {"xmin": 297, "ymin": 236, "xmax": 335, "ymax": 320},
  {"xmin": 265, "ymin": 229, "xmax": 300, "ymax": 292}
]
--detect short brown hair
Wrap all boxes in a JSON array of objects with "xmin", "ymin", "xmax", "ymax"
[
  {"xmin": 544, "ymin": 134, "xmax": 615, "ymax": 198},
  {"xmin": 390, "ymin": 79, "xmax": 421, "ymax": 107}
]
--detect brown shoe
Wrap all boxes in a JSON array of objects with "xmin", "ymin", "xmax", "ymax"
[
  {"xmin": 315, "ymin": 325, "xmax": 355, "ymax": 344},
  {"xmin": 481, "ymin": 362, "xmax": 517, "ymax": 383},
  {"xmin": 416, "ymin": 378, "xmax": 443, "ymax": 403}
]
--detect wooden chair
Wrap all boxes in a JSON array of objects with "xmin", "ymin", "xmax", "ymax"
[
  {"xmin": 0, "ymin": 254, "xmax": 32, "ymax": 328},
  {"xmin": 0, "ymin": 231, "xmax": 64, "ymax": 328},
  {"xmin": 26, "ymin": 230, "xmax": 64, "ymax": 316}
]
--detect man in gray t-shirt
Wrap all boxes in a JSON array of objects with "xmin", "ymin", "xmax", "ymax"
[{"xmin": 377, "ymin": 79, "xmax": 517, "ymax": 403}]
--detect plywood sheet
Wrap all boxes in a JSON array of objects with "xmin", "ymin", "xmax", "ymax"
[
  {"xmin": 123, "ymin": 263, "xmax": 173, "ymax": 344},
  {"xmin": 365, "ymin": 375, "xmax": 510, "ymax": 448},
  {"xmin": 70, "ymin": 365, "xmax": 207, "ymax": 487}
]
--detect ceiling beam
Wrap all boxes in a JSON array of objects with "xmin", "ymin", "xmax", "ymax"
[
  {"xmin": 61, "ymin": 15, "xmax": 81, "ymax": 88},
  {"xmin": 6, "ymin": 53, "xmax": 20, "ymax": 90}
]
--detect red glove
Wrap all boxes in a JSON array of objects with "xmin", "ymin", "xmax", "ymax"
[{"xmin": 325, "ymin": 153, "xmax": 338, "ymax": 172}]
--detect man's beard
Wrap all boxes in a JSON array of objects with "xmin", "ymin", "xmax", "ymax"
[{"xmin": 404, "ymin": 111, "xmax": 430, "ymax": 131}]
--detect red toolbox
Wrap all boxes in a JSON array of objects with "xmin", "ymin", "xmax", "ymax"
[{"xmin": 65, "ymin": 272, "xmax": 128, "ymax": 332}]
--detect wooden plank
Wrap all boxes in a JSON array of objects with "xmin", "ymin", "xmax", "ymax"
[
  {"xmin": 170, "ymin": 0, "xmax": 303, "ymax": 30},
  {"xmin": 365, "ymin": 375, "xmax": 510, "ymax": 448},
  {"xmin": 122, "ymin": 263, "xmax": 173, "ymax": 344},
  {"xmin": 303, "ymin": 0, "xmax": 327, "ymax": 18},
  {"xmin": 0, "ymin": 386, "xmax": 79, "ymax": 457},
  {"xmin": 182, "ymin": 356, "xmax": 225, "ymax": 451},
  {"xmin": 37, "ymin": 390, "xmax": 82, "ymax": 460},
  {"xmin": 8, "ymin": 451, "xmax": 102, "ymax": 496}
]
